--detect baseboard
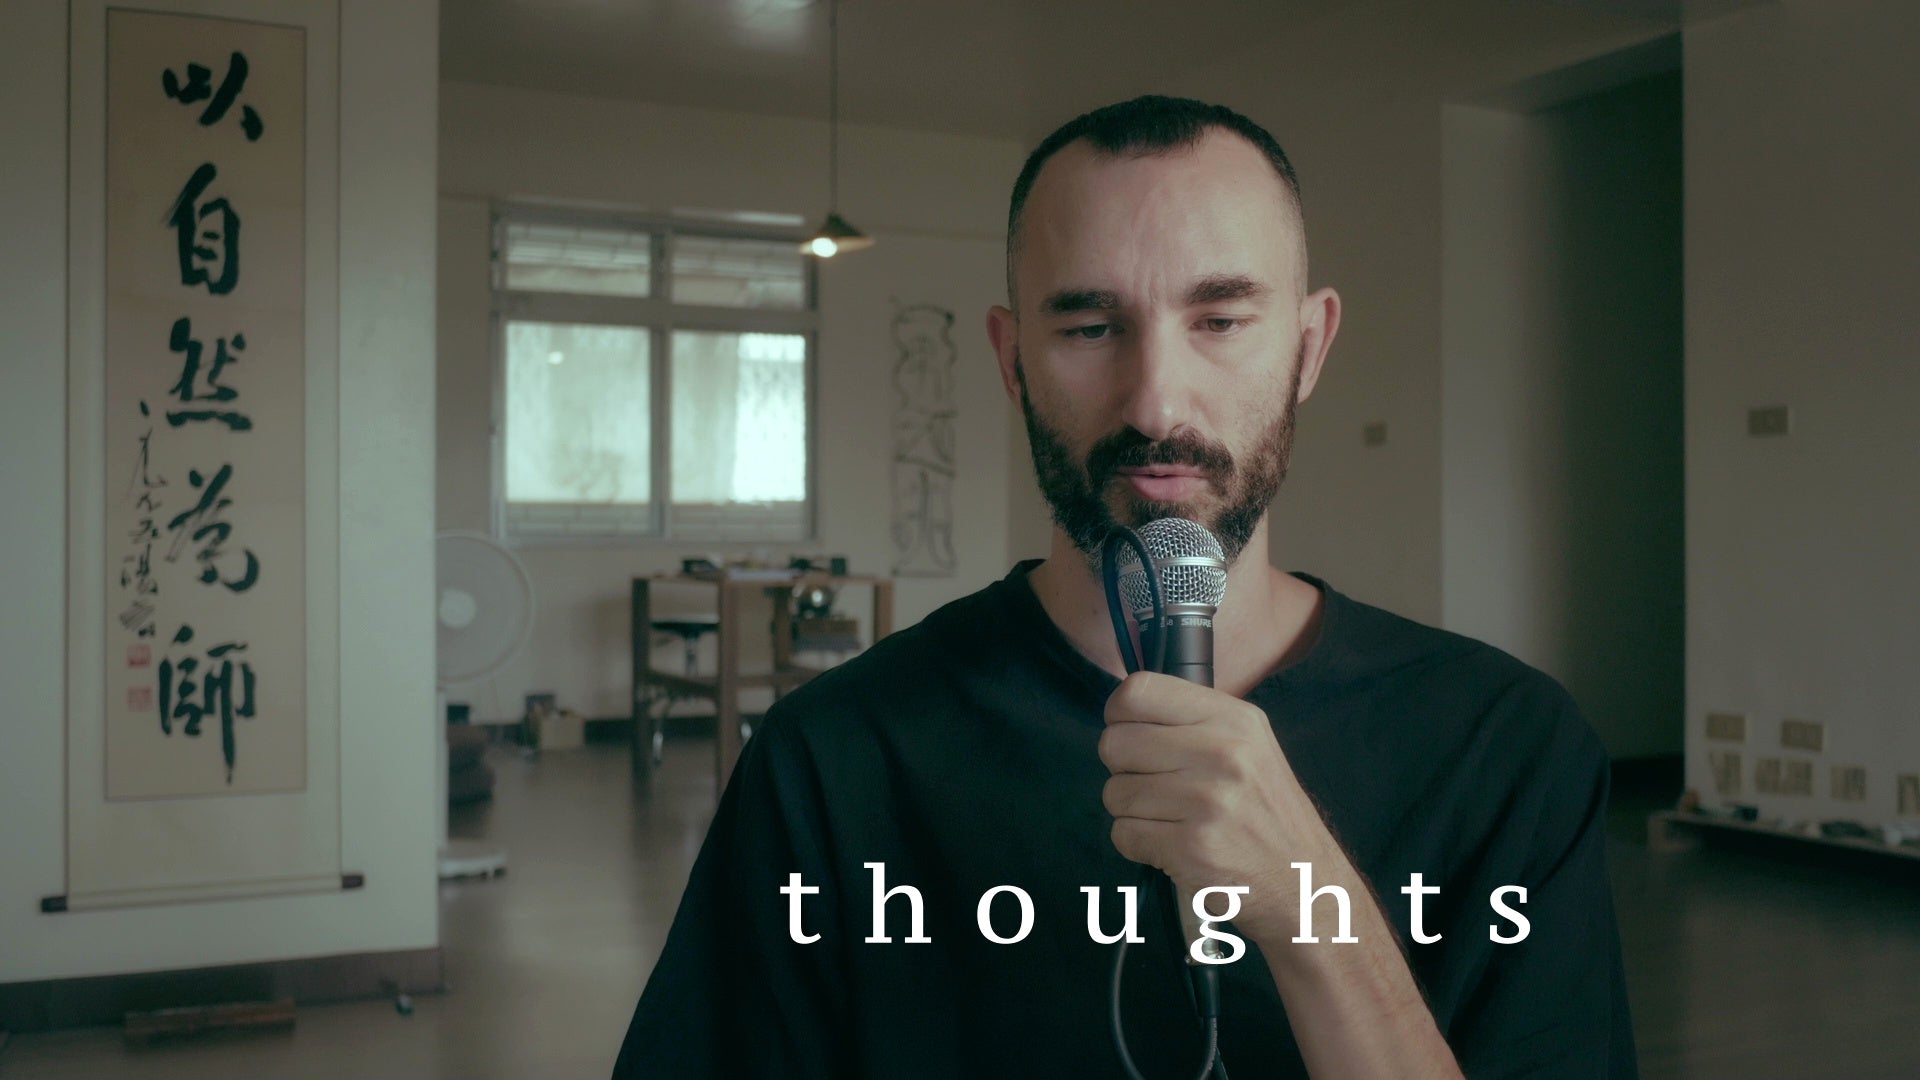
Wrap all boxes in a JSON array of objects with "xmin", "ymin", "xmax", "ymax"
[{"xmin": 0, "ymin": 946, "xmax": 443, "ymax": 1033}]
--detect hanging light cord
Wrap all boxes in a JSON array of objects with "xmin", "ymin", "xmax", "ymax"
[{"xmin": 827, "ymin": 0, "xmax": 839, "ymax": 212}]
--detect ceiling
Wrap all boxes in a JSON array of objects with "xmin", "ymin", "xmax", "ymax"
[
  {"xmin": 442, "ymin": 0, "xmax": 1356, "ymax": 141},
  {"xmin": 440, "ymin": 0, "xmax": 1755, "ymax": 142}
]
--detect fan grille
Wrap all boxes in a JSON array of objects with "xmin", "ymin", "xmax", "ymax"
[{"xmin": 436, "ymin": 532, "xmax": 535, "ymax": 684}]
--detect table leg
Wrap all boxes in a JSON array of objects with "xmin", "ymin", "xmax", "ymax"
[
  {"xmin": 873, "ymin": 579, "xmax": 894, "ymax": 642},
  {"xmin": 630, "ymin": 578, "xmax": 653, "ymax": 782},
  {"xmin": 770, "ymin": 585, "xmax": 794, "ymax": 701},
  {"xmin": 716, "ymin": 582, "xmax": 743, "ymax": 793}
]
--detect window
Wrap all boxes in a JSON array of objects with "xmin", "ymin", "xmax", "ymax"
[{"xmin": 493, "ymin": 211, "xmax": 816, "ymax": 542}]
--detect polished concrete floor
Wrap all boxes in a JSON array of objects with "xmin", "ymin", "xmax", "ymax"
[
  {"xmin": 4, "ymin": 737, "xmax": 1919, "ymax": 1078},
  {"xmin": 1, "ymin": 738, "xmax": 716, "ymax": 1080}
]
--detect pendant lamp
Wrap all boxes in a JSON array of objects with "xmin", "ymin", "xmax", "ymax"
[{"xmin": 802, "ymin": 0, "xmax": 872, "ymax": 257}]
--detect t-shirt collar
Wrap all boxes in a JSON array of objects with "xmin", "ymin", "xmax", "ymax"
[{"xmin": 996, "ymin": 558, "xmax": 1340, "ymax": 700}]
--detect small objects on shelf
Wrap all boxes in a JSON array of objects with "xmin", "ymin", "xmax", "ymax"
[
  {"xmin": 787, "ymin": 553, "xmax": 852, "ymax": 575},
  {"xmin": 789, "ymin": 582, "xmax": 860, "ymax": 654},
  {"xmin": 794, "ymin": 615, "xmax": 862, "ymax": 654},
  {"xmin": 1655, "ymin": 803, "xmax": 1920, "ymax": 861},
  {"xmin": 793, "ymin": 584, "xmax": 836, "ymax": 619},
  {"xmin": 1882, "ymin": 823, "xmax": 1920, "ymax": 850}
]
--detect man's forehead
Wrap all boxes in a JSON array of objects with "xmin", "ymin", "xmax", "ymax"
[{"xmin": 1016, "ymin": 131, "xmax": 1301, "ymax": 302}]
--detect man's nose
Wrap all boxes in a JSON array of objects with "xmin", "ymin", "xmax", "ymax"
[{"xmin": 1116, "ymin": 321, "xmax": 1198, "ymax": 443}]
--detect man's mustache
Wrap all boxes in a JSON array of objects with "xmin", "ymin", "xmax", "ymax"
[{"xmin": 1084, "ymin": 428, "xmax": 1235, "ymax": 488}]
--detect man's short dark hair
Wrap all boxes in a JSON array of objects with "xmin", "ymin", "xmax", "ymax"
[{"xmin": 1005, "ymin": 95, "xmax": 1306, "ymax": 307}]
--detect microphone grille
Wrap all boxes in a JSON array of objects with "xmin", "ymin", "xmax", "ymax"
[{"xmin": 1115, "ymin": 518, "xmax": 1228, "ymax": 615}]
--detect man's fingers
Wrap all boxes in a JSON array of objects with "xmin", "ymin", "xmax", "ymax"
[
  {"xmin": 1109, "ymin": 816, "xmax": 1182, "ymax": 869},
  {"xmin": 1097, "ymin": 720, "xmax": 1220, "ymax": 775},
  {"xmin": 1102, "ymin": 772, "xmax": 1197, "ymax": 822},
  {"xmin": 1097, "ymin": 721, "xmax": 1152, "ymax": 774},
  {"xmin": 1103, "ymin": 671, "xmax": 1213, "ymax": 727}
]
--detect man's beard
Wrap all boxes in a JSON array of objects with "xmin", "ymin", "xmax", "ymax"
[{"xmin": 1016, "ymin": 345, "xmax": 1303, "ymax": 566}]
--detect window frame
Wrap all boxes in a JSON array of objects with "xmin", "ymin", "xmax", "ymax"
[{"xmin": 488, "ymin": 205, "xmax": 820, "ymax": 547}]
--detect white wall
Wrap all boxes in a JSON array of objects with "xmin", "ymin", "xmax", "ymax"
[
  {"xmin": 1441, "ymin": 72, "xmax": 1685, "ymax": 759},
  {"xmin": 438, "ymin": 83, "xmax": 1027, "ymax": 720},
  {"xmin": 0, "ymin": 1, "xmax": 439, "ymax": 983},
  {"xmin": 1151, "ymin": 0, "xmax": 1675, "ymax": 626},
  {"xmin": 1684, "ymin": 0, "xmax": 1920, "ymax": 823}
]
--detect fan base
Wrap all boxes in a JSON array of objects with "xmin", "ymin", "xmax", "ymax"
[{"xmin": 438, "ymin": 839, "xmax": 507, "ymax": 880}]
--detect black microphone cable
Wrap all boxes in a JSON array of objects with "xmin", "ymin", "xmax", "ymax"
[
  {"xmin": 1102, "ymin": 527, "xmax": 1228, "ymax": 1080},
  {"xmin": 1102, "ymin": 526, "xmax": 1163, "ymax": 677}
]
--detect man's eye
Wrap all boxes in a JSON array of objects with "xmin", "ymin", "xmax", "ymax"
[
  {"xmin": 1201, "ymin": 318, "xmax": 1243, "ymax": 333},
  {"xmin": 1065, "ymin": 324, "xmax": 1116, "ymax": 341}
]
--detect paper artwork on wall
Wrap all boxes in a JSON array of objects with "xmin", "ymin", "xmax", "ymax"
[
  {"xmin": 889, "ymin": 304, "xmax": 959, "ymax": 577},
  {"xmin": 102, "ymin": 9, "xmax": 308, "ymax": 798}
]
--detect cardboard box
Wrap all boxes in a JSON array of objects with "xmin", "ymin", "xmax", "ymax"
[{"xmin": 532, "ymin": 707, "xmax": 585, "ymax": 750}]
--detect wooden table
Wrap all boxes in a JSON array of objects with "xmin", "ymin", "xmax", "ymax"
[{"xmin": 631, "ymin": 571, "xmax": 894, "ymax": 792}]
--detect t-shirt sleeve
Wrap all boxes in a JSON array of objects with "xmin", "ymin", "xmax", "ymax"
[
  {"xmin": 1448, "ymin": 697, "xmax": 1639, "ymax": 1080},
  {"xmin": 611, "ymin": 715, "xmax": 850, "ymax": 1078}
]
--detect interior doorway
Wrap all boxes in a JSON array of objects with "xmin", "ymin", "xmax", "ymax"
[{"xmin": 1440, "ymin": 37, "xmax": 1685, "ymax": 761}]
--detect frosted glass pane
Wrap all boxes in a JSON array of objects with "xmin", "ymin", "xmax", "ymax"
[
  {"xmin": 505, "ymin": 322, "xmax": 651, "ymax": 504},
  {"xmin": 670, "ymin": 235, "xmax": 806, "ymax": 309},
  {"xmin": 504, "ymin": 222, "xmax": 652, "ymax": 297},
  {"xmin": 672, "ymin": 331, "xmax": 806, "ymax": 505}
]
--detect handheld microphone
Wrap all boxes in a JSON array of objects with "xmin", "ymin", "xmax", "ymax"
[
  {"xmin": 1115, "ymin": 519, "xmax": 1230, "ymax": 964},
  {"xmin": 1115, "ymin": 517, "xmax": 1228, "ymax": 689},
  {"xmin": 1105, "ymin": 519, "xmax": 1232, "ymax": 1080}
]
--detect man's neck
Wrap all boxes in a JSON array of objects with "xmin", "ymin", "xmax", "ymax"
[{"xmin": 1026, "ymin": 516, "xmax": 1324, "ymax": 698}]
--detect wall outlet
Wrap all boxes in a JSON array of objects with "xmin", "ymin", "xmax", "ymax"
[
  {"xmin": 1898, "ymin": 775, "xmax": 1920, "ymax": 816},
  {"xmin": 1831, "ymin": 765, "xmax": 1867, "ymax": 801},
  {"xmin": 1781, "ymin": 759, "xmax": 1813, "ymax": 796},
  {"xmin": 1709, "ymin": 750, "xmax": 1743, "ymax": 797},
  {"xmin": 1780, "ymin": 718, "xmax": 1825, "ymax": 753},
  {"xmin": 1754, "ymin": 757, "xmax": 1783, "ymax": 794},
  {"xmin": 1706, "ymin": 712, "xmax": 1747, "ymax": 742},
  {"xmin": 1748, "ymin": 405, "xmax": 1791, "ymax": 437}
]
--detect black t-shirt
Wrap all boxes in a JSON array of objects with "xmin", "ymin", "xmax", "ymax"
[{"xmin": 614, "ymin": 564, "xmax": 1636, "ymax": 1078}]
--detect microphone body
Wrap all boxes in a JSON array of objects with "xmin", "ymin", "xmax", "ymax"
[
  {"xmin": 1141, "ymin": 608, "xmax": 1214, "ymax": 688},
  {"xmin": 1115, "ymin": 519, "xmax": 1229, "ymax": 962},
  {"xmin": 1105, "ymin": 518, "xmax": 1233, "ymax": 1079}
]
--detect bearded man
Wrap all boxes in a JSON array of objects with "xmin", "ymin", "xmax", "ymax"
[{"xmin": 614, "ymin": 95, "xmax": 1636, "ymax": 1080}]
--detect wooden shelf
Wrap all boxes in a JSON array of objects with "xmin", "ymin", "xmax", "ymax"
[
  {"xmin": 1648, "ymin": 809, "xmax": 1920, "ymax": 862},
  {"xmin": 631, "ymin": 573, "xmax": 893, "ymax": 793},
  {"xmin": 638, "ymin": 570, "xmax": 893, "ymax": 588},
  {"xmin": 640, "ymin": 665, "xmax": 825, "ymax": 699}
]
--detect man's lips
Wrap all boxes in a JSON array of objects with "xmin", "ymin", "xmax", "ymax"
[{"xmin": 1115, "ymin": 466, "xmax": 1210, "ymax": 502}]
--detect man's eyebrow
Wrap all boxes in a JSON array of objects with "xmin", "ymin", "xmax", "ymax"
[
  {"xmin": 1039, "ymin": 288, "xmax": 1121, "ymax": 316},
  {"xmin": 1185, "ymin": 274, "xmax": 1271, "ymax": 305}
]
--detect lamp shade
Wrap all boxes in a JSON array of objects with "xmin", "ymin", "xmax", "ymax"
[{"xmin": 801, "ymin": 211, "xmax": 874, "ymax": 258}]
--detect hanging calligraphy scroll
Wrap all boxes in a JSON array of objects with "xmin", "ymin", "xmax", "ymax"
[
  {"xmin": 66, "ymin": 1, "xmax": 342, "ymax": 908},
  {"xmin": 103, "ymin": 9, "xmax": 307, "ymax": 799}
]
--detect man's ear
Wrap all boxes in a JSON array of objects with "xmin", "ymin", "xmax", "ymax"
[
  {"xmin": 986, "ymin": 305, "xmax": 1023, "ymax": 405},
  {"xmin": 1293, "ymin": 287, "xmax": 1341, "ymax": 404}
]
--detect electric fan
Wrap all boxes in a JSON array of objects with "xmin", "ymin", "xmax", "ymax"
[{"xmin": 435, "ymin": 530, "xmax": 536, "ymax": 879}]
